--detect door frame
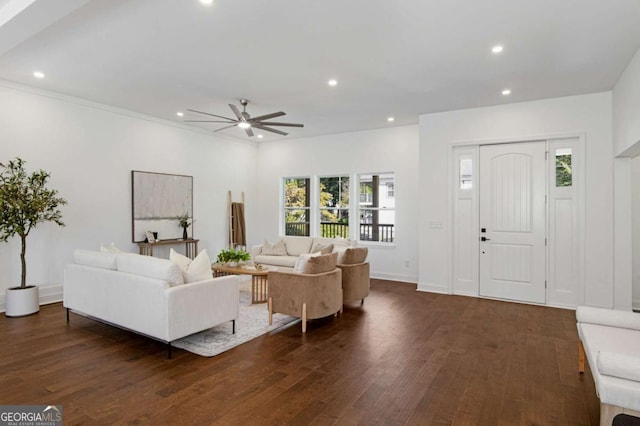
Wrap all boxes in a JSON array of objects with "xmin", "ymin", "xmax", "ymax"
[{"xmin": 447, "ymin": 132, "xmax": 585, "ymax": 307}]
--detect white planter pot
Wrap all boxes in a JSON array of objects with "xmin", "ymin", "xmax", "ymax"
[{"xmin": 5, "ymin": 285, "xmax": 39, "ymax": 317}]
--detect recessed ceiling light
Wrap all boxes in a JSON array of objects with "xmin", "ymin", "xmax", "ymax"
[
  {"xmin": 200, "ymin": 0, "xmax": 213, "ymax": 5},
  {"xmin": 238, "ymin": 122, "xmax": 251, "ymax": 129},
  {"xmin": 502, "ymin": 89, "xmax": 511, "ymax": 95},
  {"xmin": 176, "ymin": 112, "xmax": 184, "ymax": 117},
  {"xmin": 257, "ymin": 134, "xmax": 263, "ymax": 139},
  {"xmin": 387, "ymin": 117, "xmax": 395, "ymax": 122},
  {"xmin": 328, "ymin": 79, "xmax": 338, "ymax": 87},
  {"xmin": 492, "ymin": 45, "xmax": 504, "ymax": 54},
  {"xmin": 33, "ymin": 71, "xmax": 45, "ymax": 79}
]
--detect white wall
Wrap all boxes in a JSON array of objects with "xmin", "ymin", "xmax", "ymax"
[
  {"xmin": 612, "ymin": 47, "xmax": 640, "ymax": 312},
  {"xmin": 254, "ymin": 125, "xmax": 419, "ymax": 283},
  {"xmin": 632, "ymin": 156, "xmax": 640, "ymax": 309},
  {"xmin": 418, "ymin": 92, "xmax": 615, "ymax": 308},
  {"xmin": 0, "ymin": 81, "xmax": 258, "ymax": 310},
  {"xmin": 613, "ymin": 47, "xmax": 640, "ymax": 156}
]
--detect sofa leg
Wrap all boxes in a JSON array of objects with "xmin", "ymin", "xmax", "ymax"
[
  {"xmin": 167, "ymin": 342, "xmax": 172, "ymax": 359},
  {"xmin": 66, "ymin": 308, "xmax": 70, "ymax": 324},
  {"xmin": 579, "ymin": 341, "xmax": 585, "ymax": 374},
  {"xmin": 302, "ymin": 303, "xmax": 307, "ymax": 333},
  {"xmin": 232, "ymin": 319, "xmax": 236, "ymax": 334},
  {"xmin": 361, "ymin": 298, "xmax": 364, "ymax": 306},
  {"xmin": 268, "ymin": 297, "xmax": 273, "ymax": 326}
]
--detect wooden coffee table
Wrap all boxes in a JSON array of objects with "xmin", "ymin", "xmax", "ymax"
[{"xmin": 212, "ymin": 264, "xmax": 270, "ymax": 304}]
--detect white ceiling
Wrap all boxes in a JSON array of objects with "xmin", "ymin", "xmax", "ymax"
[{"xmin": 0, "ymin": 0, "xmax": 639, "ymax": 141}]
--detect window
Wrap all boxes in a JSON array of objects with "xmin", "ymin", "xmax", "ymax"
[
  {"xmin": 460, "ymin": 157, "xmax": 473, "ymax": 189},
  {"xmin": 283, "ymin": 177, "xmax": 310, "ymax": 236},
  {"xmin": 358, "ymin": 173, "xmax": 395, "ymax": 243},
  {"xmin": 386, "ymin": 182, "xmax": 395, "ymax": 198},
  {"xmin": 319, "ymin": 176, "xmax": 349, "ymax": 238},
  {"xmin": 555, "ymin": 148, "xmax": 572, "ymax": 187}
]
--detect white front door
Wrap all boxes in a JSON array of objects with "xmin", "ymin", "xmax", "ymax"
[{"xmin": 479, "ymin": 142, "xmax": 546, "ymax": 304}]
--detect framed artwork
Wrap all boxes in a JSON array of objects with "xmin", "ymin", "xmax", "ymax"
[{"xmin": 131, "ymin": 171, "xmax": 193, "ymax": 243}]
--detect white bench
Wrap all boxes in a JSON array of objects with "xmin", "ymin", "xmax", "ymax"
[{"xmin": 576, "ymin": 306, "xmax": 640, "ymax": 425}]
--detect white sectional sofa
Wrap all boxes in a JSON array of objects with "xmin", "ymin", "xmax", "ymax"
[
  {"xmin": 64, "ymin": 250, "xmax": 239, "ymax": 357},
  {"xmin": 251, "ymin": 236, "xmax": 356, "ymax": 268},
  {"xmin": 576, "ymin": 306, "xmax": 640, "ymax": 425}
]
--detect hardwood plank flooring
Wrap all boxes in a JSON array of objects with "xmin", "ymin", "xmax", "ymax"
[{"xmin": 0, "ymin": 279, "xmax": 600, "ymax": 425}]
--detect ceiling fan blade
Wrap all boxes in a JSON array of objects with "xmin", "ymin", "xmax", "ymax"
[
  {"xmin": 229, "ymin": 104, "xmax": 244, "ymax": 121},
  {"xmin": 249, "ymin": 111, "xmax": 286, "ymax": 122},
  {"xmin": 184, "ymin": 120, "xmax": 235, "ymax": 123},
  {"xmin": 255, "ymin": 121, "xmax": 304, "ymax": 128},
  {"xmin": 253, "ymin": 124, "xmax": 288, "ymax": 136},
  {"xmin": 213, "ymin": 123, "xmax": 239, "ymax": 132},
  {"xmin": 245, "ymin": 127, "xmax": 254, "ymax": 137},
  {"xmin": 186, "ymin": 109, "xmax": 236, "ymax": 121}
]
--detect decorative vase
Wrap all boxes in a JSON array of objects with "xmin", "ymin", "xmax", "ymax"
[
  {"xmin": 228, "ymin": 261, "xmax": 238, "ymax": 268},
  {"xmin": 5, "ymin": 285, "xmax": 39, "ymax": 317},
  {"xmin": 182, "ymin": 227, "xmax": 188, "ymax": 240}
]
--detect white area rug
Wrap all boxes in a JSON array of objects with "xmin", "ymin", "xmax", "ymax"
[{"xmin": 172, "ymin": 279, "xmax": 297, "ymax": 357}]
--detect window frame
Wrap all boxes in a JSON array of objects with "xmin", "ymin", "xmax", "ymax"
[
  {"xmin": 282, "ymin": 176, "xmax": 312, "ymax": 237},
  {"xmin": 318, "ymin": 175, "xmax": 350, "ymax": 239},
  {"xmin": 357, "ymin": 172, "xmax": 396, "ymax": 244}
]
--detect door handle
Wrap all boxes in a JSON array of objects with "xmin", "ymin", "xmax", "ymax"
[{"xmin": 480, "ymin": 237, "xmax": 491, "ymax": 241}]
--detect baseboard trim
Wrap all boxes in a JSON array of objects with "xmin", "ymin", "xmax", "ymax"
[
  {"xmin": 453, "ymin": 290, "xmax": 478, "ymax": 297},
  {"xmin": 0, "ymin": 285, "xmax": 63, "ymax": 313},
  {"xmin": 417, "ymin": 282, "xmax": 449, "ymax": 294},
  {"xmin": 371, "ymin": 272, "xmax": 417, "ymax": 284}
]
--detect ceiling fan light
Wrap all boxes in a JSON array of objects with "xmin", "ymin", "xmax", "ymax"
[{"xmin": 238, "ymin": 122, "xmax": 251, "ymax": 129}]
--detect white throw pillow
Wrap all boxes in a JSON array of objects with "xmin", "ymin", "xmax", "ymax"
[
  {"xmin": 293, "ymin": 252, "xmax": 322, "ymax": 273},
  {"xmin": 311, "ymin": 243, "xmax": 333, "ymax": 255},
  {"xmin": 261, "ymin": 239, "xmax": 287, "ymax": 256},
  {"xmin": 170, "ymin": 249, "xmax": 212, "ymax": 283},
  {"xmin": 100, "ymin": 242, "xmax": 122, "ymax": 253}
]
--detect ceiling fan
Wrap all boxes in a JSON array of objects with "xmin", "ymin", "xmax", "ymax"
[{"xmin": 185, "ymin": 99, "xmax": 304, "ymax": 137}]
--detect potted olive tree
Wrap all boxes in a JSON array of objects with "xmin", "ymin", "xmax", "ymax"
[{"xmin": 0, "ymin": 158, "xmax": 67, "ymax": 317}]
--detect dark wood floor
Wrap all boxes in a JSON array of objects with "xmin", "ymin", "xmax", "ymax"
[{"xmin": 0, "ymin": 279, "xmax": 599, "ymax": 425}]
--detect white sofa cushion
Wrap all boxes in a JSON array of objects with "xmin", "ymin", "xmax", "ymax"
[
  {"xmin": 579, "ymin": 322, "xmax": 640, "ymax": 411},
  {"xmin": 74, "ymin": 249, "xmax": 118, "ymax": 270},
  {"xmin": 254, "ymin": 254, "xmax": 298, "ymax": 268},
  {"xmin": 116, "ymin": 253, "xmax": 184, "ymax": 287},
  {"xmin": 577, "ymin": 306, "xmax": 640, "ymax": 331},
  {"xmin": 597, "ymin": 351, "xmax": 640, "ymax": 383},
  {"xmin": 170, "ymin": 249, "xmax": 212, "ymax": 283},
  {"xmin": 282, "ymin": 236, "xmax": 313, "ymax": 256}
]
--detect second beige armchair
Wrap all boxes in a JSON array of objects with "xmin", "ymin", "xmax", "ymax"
[{"xmin": 336, "ymin": 247, "xmax": 370, "ymax": 305}]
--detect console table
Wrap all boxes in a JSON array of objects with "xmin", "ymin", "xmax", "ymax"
[{"xmin": 137, "ymin": 239, "xmax": 199, "ymax": 259}]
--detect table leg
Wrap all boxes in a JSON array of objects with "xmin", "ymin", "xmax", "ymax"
[{"xmin": 252, "ymin": 275, "xmax": 268, "ymax": 304}]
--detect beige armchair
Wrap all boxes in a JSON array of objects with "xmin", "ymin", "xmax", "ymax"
[
  {"xmin": 337, "ymin": 262, "xmax": 370, "ymax": 305},
  {"xmin": 268, "ymin": 253, "xmax": 342, "ymax": 333},
  {"xmin": 336, "ymin": 247, "xmax": 370, "ymax": 305}
]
